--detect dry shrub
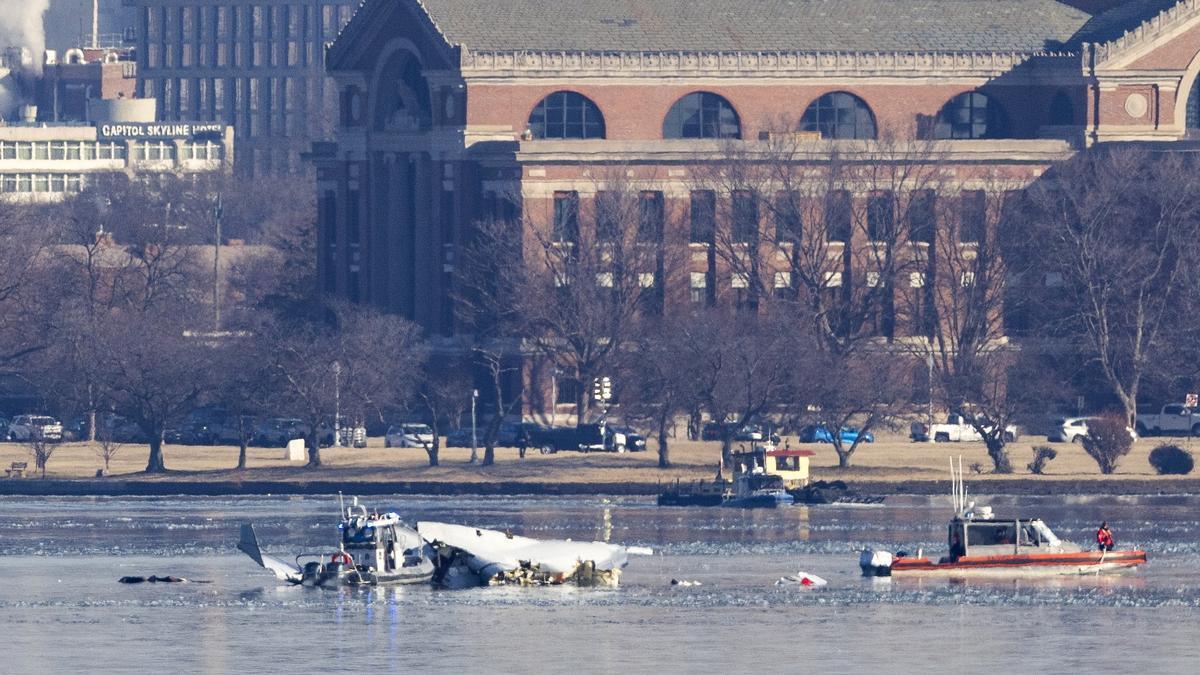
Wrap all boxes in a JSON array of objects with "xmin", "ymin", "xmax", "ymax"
[
  {"xmin": 1081, "ymin": 413, "xmax": 1132, "ymax": 475},
  {"xmin": 1149, "ymin": 444, "xmax": 1194, "ymax": 475},
  {"xmin": 1028, "ymin": 445, "xmax": 1058, "ymax": 475}
]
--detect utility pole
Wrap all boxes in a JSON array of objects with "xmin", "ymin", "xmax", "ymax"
[{"xmin": 213, "ymin": 195, "xmax": 222, "ymax": 331}]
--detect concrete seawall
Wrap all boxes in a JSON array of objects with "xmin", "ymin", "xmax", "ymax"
[{"xmin": 2, "ymin": 478, "xmax": 1198, "ymax": 498}]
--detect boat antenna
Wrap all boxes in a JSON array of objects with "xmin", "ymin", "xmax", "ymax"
[{"xmin": 338, "ymin": 491, "xmax": 345, "ymax": 517}]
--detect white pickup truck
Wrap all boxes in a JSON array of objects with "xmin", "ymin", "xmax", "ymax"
[
  {"xmin": 1135, "ymin": 404, "xmax": 1200, "ymax": 437},
  {"xmin": 911, "ymin": 414, "xmax": 1018, "ymax": 443}
]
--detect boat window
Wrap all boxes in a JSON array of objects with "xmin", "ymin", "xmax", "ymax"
[
  {"xmin": 1019, "ymin": 522, "xmax": 1039, "ymax": 546},
  {"xmin": 774, "ymin": 455, "xmax": 800, "ymax": 471},
  {"xmin": 966, "ymin": 522, "xmax": 1015, "ymax": 546}
]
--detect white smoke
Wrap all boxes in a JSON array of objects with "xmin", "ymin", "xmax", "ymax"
[
  {"xmin": 0, "ymin": 0, "xmax": 50, "ymax": 118},
  {"xmin": 0, "ymin": 0, "xmax": 51, "ymax": 63}
]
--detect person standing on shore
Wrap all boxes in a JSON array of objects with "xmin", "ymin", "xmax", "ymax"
[{"xmin": 1096, "ymin": 522, "xmax": 1115, "ymax": 552}]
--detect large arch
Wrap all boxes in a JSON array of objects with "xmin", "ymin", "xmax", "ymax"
[
  {"xmin": 662, "ymin": 92, "xmax": 741, "ymax": 139},
  {"xmin": 369, "ymin": 39, "xmax": 432, "ymax": 133},
  {"xmin": 527, "ymin": 91, "xmax": 606, "ymax": 139},
  {"xmin": 800, "ymin": 91, "xmax": 877, "ymax": 140},
  {"xmin": 932, "ymin": 91, "xmax": 1009, "ymax": 140}
]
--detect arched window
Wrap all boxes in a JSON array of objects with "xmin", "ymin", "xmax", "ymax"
[
  {"xmin": 527, "ymin": 91, "xmax": 606, "ymax": 139},
  {"xmin": 1048, "ymin": 90, "xmax": 1074, "ymax": 126},
  {"xmin": 663, "ymin": 92, "xmax": 741, "ymax": 139},
  {"xmin": 800, "ymin": 92, "xmax": 877, "ymax": 140},
  {"xmin": 934, "ymin": 92, "xmax": 1008, "ymax": 139},
  {"xmin": 1187, "ymin": 74, "xmax": 1200, "ymax": 130}
]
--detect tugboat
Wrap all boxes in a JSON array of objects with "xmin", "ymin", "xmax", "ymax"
[
  {"xmin": 657, "ymin": 445, "xmax": 883, "ymax": 507},
  {"xmin": 237, "ymin": 496, "xmax": 435, "ymax": 587},
  {"xmin": 860, "ymin": 460, "xmax": 1148, "ymax": 577}
]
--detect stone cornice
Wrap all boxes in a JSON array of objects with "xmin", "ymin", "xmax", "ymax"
[
  {"xmin": 459, "ymin": 49, "xmax": 1072, "ymax": 78},
  {"xmin": 1086, "ymin": 0, "xmax": 1200, "ymax": 69}
]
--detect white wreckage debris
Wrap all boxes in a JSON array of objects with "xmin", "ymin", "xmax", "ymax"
[
  {"xmin": 417, "ymin": 521, "xmax": 653, "ymax": 587},
  {"xmin": 775, "ymin": 571, "xmax": 828, "ymax": 587}
]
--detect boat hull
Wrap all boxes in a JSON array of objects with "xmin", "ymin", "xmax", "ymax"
[{"xmin": 886, "ymin": 550, "xmax": 1147, "ymax": 577}]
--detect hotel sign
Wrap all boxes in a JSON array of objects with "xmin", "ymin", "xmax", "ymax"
[{"xmin": 97, "ymin": 123, "xmax": 226, "ymax": 140}]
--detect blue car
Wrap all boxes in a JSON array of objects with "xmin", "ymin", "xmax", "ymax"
[{"xmin": 798, "ymin": 425, "xmax": 874, "ymax": 445}]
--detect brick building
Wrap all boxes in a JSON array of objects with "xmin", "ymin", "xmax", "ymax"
[
  {"xmin": 124, "ymin": 0, "xmax": 357, "ymax": 175},
  {"xmin": 310, "ymin": 0, "xmax": 1200, "ymax": 416}
]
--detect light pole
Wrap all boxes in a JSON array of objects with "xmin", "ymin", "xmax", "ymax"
[
  {"xmin": 333, "ymin": 361, "xmax": 342, "ymax": 448},
  {"xmin": 926, "ymin": 353, "xmax": 934, "ymax": 444},
  {"xmin": 213, "ymin": 194, "xmax": 223, "ymax": 332},
  {"xmin": 470, "ymin": 389, "xmax": 479, "ymax": 459}
]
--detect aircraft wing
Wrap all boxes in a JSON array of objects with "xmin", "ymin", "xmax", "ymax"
[{"xmin": 237, "ymin": 523, "xmax": 302, "ymax": 584}]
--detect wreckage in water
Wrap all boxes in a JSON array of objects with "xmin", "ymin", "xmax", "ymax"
[
  {"xmin": 418, "ymin": 521, "xmax": 653, "ymax": 587},
  {"xmin": 238, "ymin": 497, "xmax": 434, "ymax": 587}
]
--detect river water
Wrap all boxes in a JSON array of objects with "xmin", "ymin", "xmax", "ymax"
[{"xmin": 1, "ymin": 493, "xmax": 1198, "ymax": 673}]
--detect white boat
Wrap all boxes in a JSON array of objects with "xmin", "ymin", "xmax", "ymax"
[{"xmin": 238, "ymin": 497, "xmax": 434, "ymax": 587}]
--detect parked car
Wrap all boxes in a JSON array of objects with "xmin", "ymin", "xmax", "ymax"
[
  {"xmin": 798, "ymin": 425, "xmax": 874, "ymax": 445},
  {"xmin": 252, "ymin": 418, "xmax": 309, "ymax": 447},
  {"xmin": 911, "ymin": 414, "xmax": 1017, "ymax": 443},
  {"xmin": 529, "ymin": 424, "xmax": 607, "ymax": 454},
  {"xmin": 385, "ymin": 423, "xmax": 435, "ymax": 448},
  {"xmin": 0, "ymin": 416, "xmax": 8, "ymax": 439},
  {"xmin": 7, "ymin": 415, "xmax": 64, "ymax": 442},
  {"xmin": 1048, "ymin": 417, "xmax": 1094, "ymax": 443},
  {"xmin": 606, "ymin": 425, "xmax": 647, "ymax": 452},
  {"xmin": 445, "ymin": 427, "xmax": 475, "ymax": 448},
  {"xmin": 1135, "ymin": 404, "xmax": 1200, "ymax": 437}
]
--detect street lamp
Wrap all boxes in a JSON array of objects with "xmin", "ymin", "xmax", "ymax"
[
  {"xmin": 926, "ymin": 353, "xmax": 934, "ymax": 444},
  {"xmin": 470, "ymin": 388, "xmax": 479, "ymax": 458},
  {"xmin": 333, "ymin": 361, "xmax": 342, "ymax": 448}
]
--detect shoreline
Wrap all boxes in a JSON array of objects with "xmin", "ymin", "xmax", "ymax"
[{"xmin": 2, "ymin": 477, "xmax": 1198, "ymax": 498}]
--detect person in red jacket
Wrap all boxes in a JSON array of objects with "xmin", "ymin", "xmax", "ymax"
[{"xmin": 1096, "ymin": 522, "xmax": 1115, "ymax": 552}]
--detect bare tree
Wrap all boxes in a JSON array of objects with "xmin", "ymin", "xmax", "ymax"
[
  {"xmin": 90, "ymin": 306, "xmax": 211, "ymax": 473},
  {"xmin": 265, "ymin": 303, "xmax": 427, "ymax": 468},
  {"xmin": 516, "ymin": 174, "xmax": 684, "ymax": 422},
  {"xmin": 619, "ymin": 315, "xmax": 703, "ymax": 468},
  {"xmin": 1023, "ymin": 147, "xmax": 1200, "ymax": 426},
  {"xmin": 681, "ymin": 314, "xmax": 797, "ymax": 467},
  {"xmin": 94, "ymin": 428, "xmax": 122, "ymax": 475},
  {"xmin": 413, "ymin": 365, "xmax": 472, "ymax": 467},
  {"xmin": 25, "ymin": 436, "xmax": 56, "ymax": 479},
  {"xmin": 690, "ymin": 131, "xmax": 945, "ymax": 467}
]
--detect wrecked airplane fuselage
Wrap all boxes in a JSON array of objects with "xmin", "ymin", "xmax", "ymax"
[{"xmin": 417, "ymin": 521, "xmax": 652, "ymax": 588}]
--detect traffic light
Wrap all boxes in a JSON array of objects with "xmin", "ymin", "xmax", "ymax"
[{"xmin": 593, "ymin": 376, "xmax": 612, "ymax": 403}]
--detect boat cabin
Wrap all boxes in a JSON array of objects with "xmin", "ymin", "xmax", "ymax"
[
  {"xmin": 730, "ymin": 447, "xmax": 814, "ymax": 489},
  {"xmin": 339, "ymin": 510, "xmax": 424, "ymax": 574},
  {"xmin": 947, "ymin": 516, "xmax": 1066, "ymax": 559}
]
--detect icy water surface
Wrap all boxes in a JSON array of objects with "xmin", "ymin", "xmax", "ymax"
[{"xmin": 2, "ymin": 493, "xmax": 1199, "ymax": 673}]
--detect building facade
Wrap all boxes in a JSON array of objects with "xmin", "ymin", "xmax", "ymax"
[
  {"xmin": 0, "ymin": 120, "xmax": 233, "ymax": 202},
  {"xmin": 124, "ymin": 0, "xmax": 356, "ymax": 175},
  {"xmin": 310, "ymin": 0, "xmax": 1200, "ymax": 415}
]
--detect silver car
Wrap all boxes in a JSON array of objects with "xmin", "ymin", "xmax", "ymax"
[
  {"xmin": 1047, "ymin": 417, "xmax": 1093, "ymax": 443},
  {"xmin": 7, "ymin": 415, "xmax": 64, "ymax": 442},
  {"xmin": 385, "ymin": 423, "xmax": 434, "ymax": 448}
]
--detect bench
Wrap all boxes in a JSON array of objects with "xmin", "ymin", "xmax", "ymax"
[{"xmin": 5, "ymin": 462, "xmax": 27, "ymax": 478}]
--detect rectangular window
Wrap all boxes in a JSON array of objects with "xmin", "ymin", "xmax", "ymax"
[
  {"xmin": 321, "ymin": 190, "xmax": 337, "ymax": 293},
  {"xmin": 825, "ymin": 190, "xmax": 851, "ymax": 243},
  {"xmin": 960, "ymin": 190, "xmax": 986, "ymax": 244},
  {"xmin": 690, "ymin": 190, "xmax": 715, "ymax": 244},
  {"xmin": 908, "ymin": 190, "xmax": 936, "ymax": 244},
  {"xmin": 732, "ymin": 190, "xmax": 758, "ymax": 244},
  {"xmin": 867, "ymin": 191, "xmax": 895, "ymax": 242},
  {"xmin": 552, "ymin": 191, "xmax": 579, "ymax": 243},
  {"xmin": 637, "ymin": 191, "xmax": 663, "ymax": 242},
  {"xmin": 774, "ymin": 191, "xmax": 801, "ymax": 243},
  {"xmin": 595, "ymin": 191, "xmax": 618, "ymax": 242},
  {"xmin": 689, "ymin": 271, "xmax": 709, "ymax": 305}
]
